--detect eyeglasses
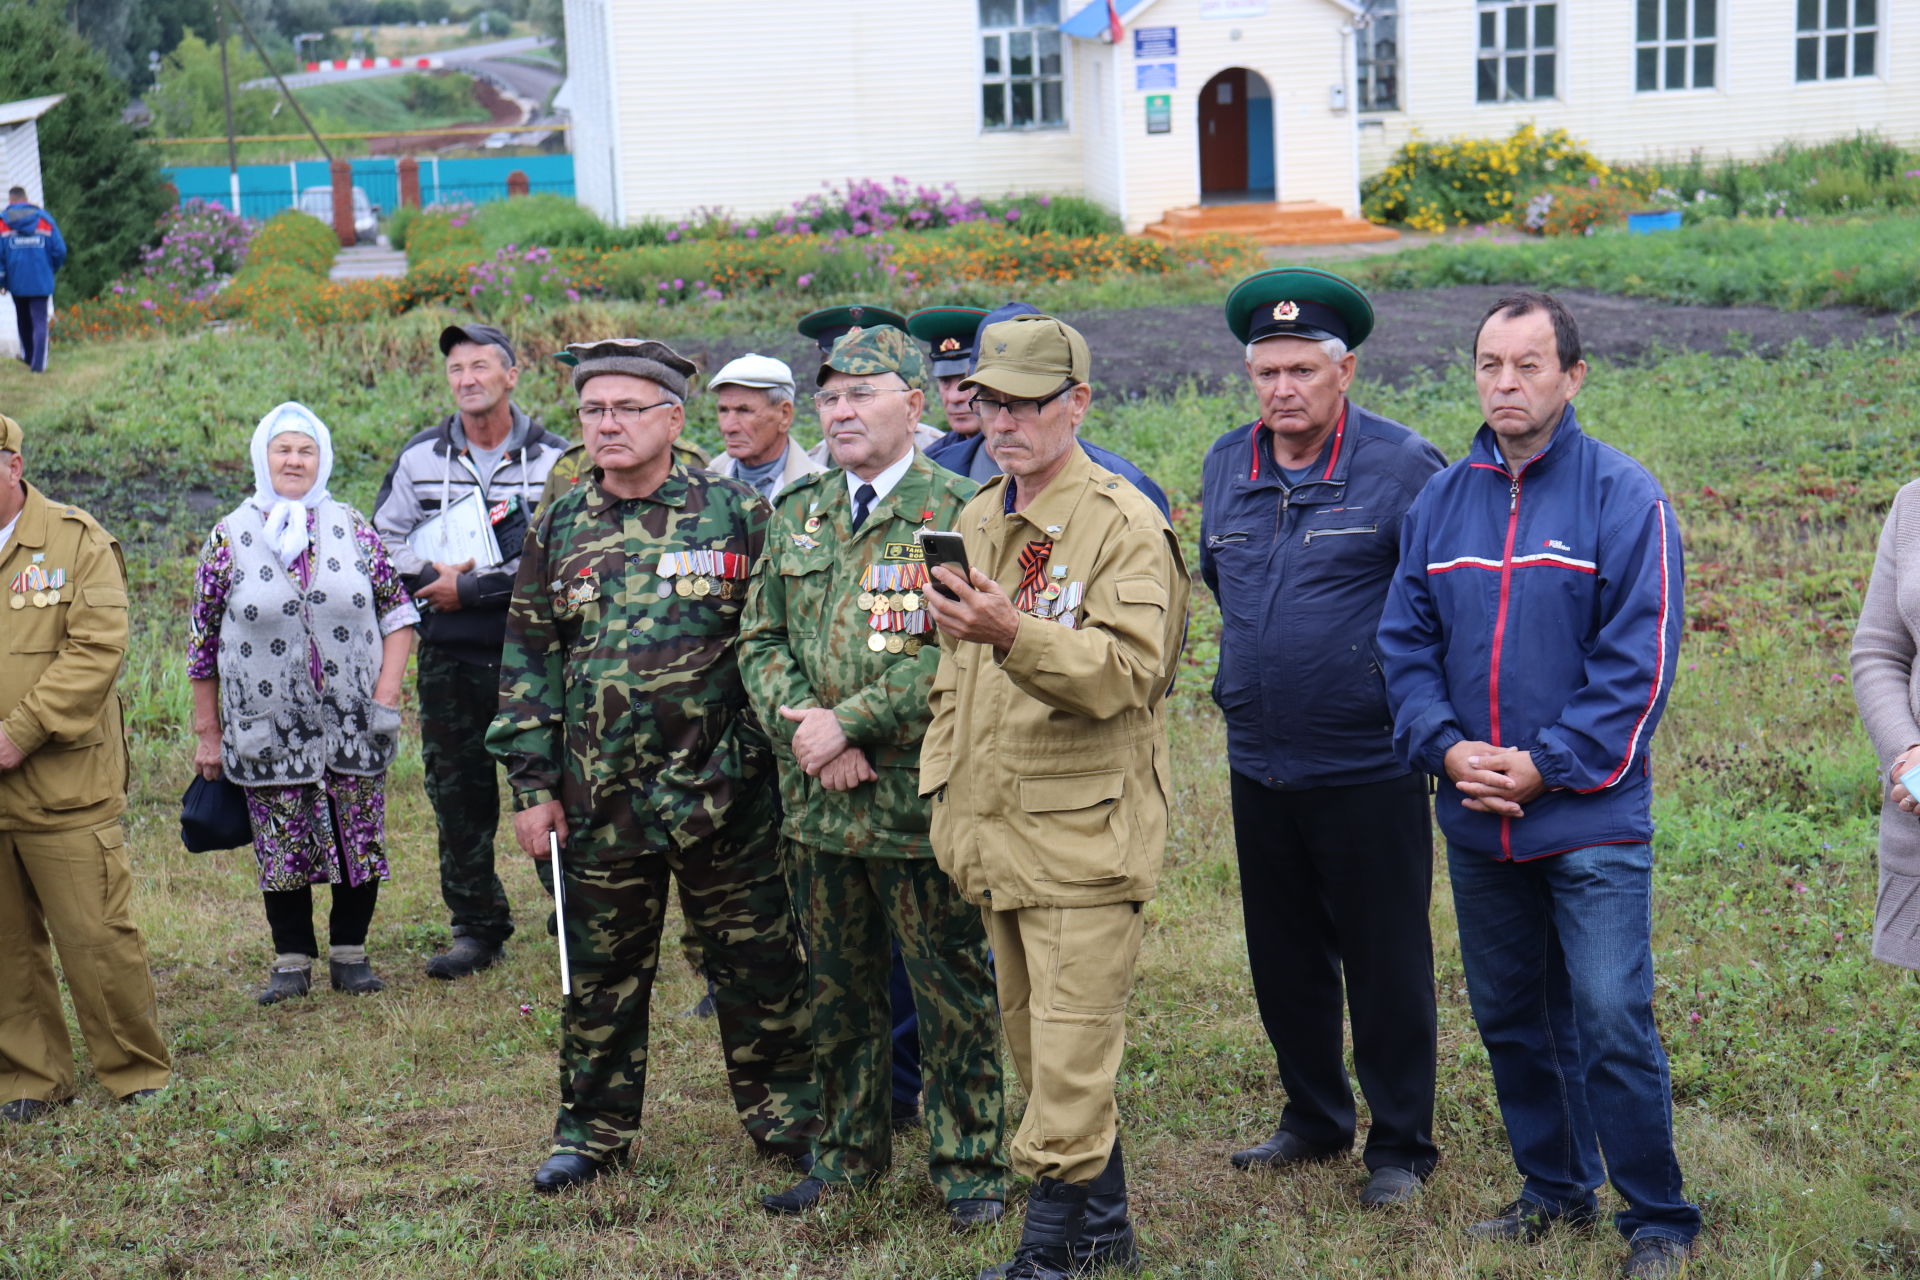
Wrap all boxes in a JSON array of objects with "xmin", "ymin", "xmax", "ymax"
[
  {"xmin": 576, "ymin": 401, "xmax": 675, "ymax": 426},
  {"xmin": 966, "ymin": 385, "xmax": 1072, "ymax": 425},
  {"xmin": 812, "ymin": 385, "xmax": 910, "ymax": 411}
]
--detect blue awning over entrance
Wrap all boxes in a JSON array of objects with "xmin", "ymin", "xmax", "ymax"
[{"xmin": 1058, "ymin": 0, "xmax": 1158, "ymax": 39}]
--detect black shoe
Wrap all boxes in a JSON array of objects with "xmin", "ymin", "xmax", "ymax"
[
  {"xmin": 1075, "ymin": 1135, "xmax": 1141, "ymax": 1273},
  {"xmin": 1359, "ymin": 1166, "xmax": 1424, "ymax": 1207},
  {"xmin": 257, "ymin": 965, "xmax": 312, "ymax": 1005},
  {"xmin": 1465, "ymin": 1197, "xmax": 1601, "ymax": 1242},
  {"xmin": 683, "ymin": 991, "xmax": 717, "ymax": 1018},
  {"xmin": 120, "ymin": 1089, "xmax": 165, "ymax": 1106},
  {"xmin": 425, "ymin": 936, "xmax": 502, "ymax": 980},
  {"xmin": 1623, "ymin": 1236, "xmax": 1692, "ymax": 1278},
  {"xmin": 531, "ymin": 1152, "xmax": 605, "ymax": 1193},
  {"xmin": 1229, "ymin": 1127, "xmax": 1347, "ymax": 1170},
  {"xmin": 948, "ymin": 1198, "xmax": 1006, "ymax": 1231},
  {"xmin": 891, "ymin": 1096, "xmax": 923, "ymax": 1132},
  {"xmin": 977, "ymin": 1177, "xmax": 1090, "ymax": 1280},
  {"xmin": 329, "ymin": 959, "xmax": 385, "ymax": 994},
  {"xmin": 762, "ymin": 1175, "xmax": 842, "ymax": 1215},
  {"xmin": 0, "ymin": 1098, "xmax": 57, "ymax": 1123}
]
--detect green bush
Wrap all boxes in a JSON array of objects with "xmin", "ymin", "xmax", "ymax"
[
  {"xmin": 1622, "ymin": 131, "xmax": 1920, "ymax": 220},
  {"xmin": 979, "ymin": 194, "xmax": 1123, "ymax": 237},
  {"xmin": 399, "ymin": 71, "xmax": 477, "ymax": 117},
  {"xmin": 1348, "ymin": 213, "xmax": 1920, "ymax": 313},
  {"xmin": 406, "ymin": 205, "xmax": 485, "ymax": 264},
  {"xmin": 247, "ymin": 210, "xmax": 339, "ymax": 276},
  {"xmin": 386, "ymin": 203, "xmax": 422, "ymax": 251}
]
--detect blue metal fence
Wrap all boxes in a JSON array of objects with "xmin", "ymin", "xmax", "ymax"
[{"xmin": 161, "ymin": 154, "xmax": 575, "ymax": 221}]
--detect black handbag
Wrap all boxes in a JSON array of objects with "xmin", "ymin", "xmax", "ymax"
[{"xmin": 180, "ymin": 774, "xmax": 254, "ymax": 852}]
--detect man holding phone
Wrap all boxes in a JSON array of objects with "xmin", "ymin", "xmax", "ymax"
[
  {"xmin": 742, "ymin": 324, "xmax": 1007, "ymax": 1228},
  {"xmin": 923, "ymin": 314, "xmax": 1190, "ymax": 1279}
]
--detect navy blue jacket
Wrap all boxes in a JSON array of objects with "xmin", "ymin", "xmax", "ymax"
[
  {"xmin": 1200, "ymin": 402, "xmax": 1446, "ymax": 789},
  {"xmin": 0, "ymin": 204, "xmax": 67, "ymax": 297},
  {"xmin": 927, "ymin": 431, "xmax": 1172, "ymax": 518},
  {"xmin": 1377, "ymin": 406, "xmax": 1684, "ymax": 861}
]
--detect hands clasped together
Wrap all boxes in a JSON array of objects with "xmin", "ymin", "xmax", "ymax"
[{"xmin": 1443, "ymin": 740, "xmax": 1547, "ymax": 818}]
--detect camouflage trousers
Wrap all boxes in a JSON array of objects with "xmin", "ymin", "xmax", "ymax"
[
  {"xmin": 792, "ymin": 840, "xmax": 1008, "ymax": 1201},
  {"xmin": 417, "ymin": 645, "xmax": 512, "ymax": 944},
  {"xmin": 553, "ymin": 832, "xmax": 820, "ymax": 1162}
]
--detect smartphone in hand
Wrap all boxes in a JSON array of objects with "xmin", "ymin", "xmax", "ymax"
[{"xmin": 916, "ymin": 529, "xmax": 970, "ymax": 600}]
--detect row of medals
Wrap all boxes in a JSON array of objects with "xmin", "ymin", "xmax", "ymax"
[
  {"xmin": 657, "ymin": 575, "xmax": 737, "ymax": 600},
  {"xmin": 9, "ymin": 566, "xmax": 65, "ymax": 610},
  {"xmin": 9, "ymin": 588, "xmax": 62, "ymax": 610}
]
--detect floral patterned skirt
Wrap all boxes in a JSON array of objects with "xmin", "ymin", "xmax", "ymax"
[{"xmin": 244, "ymin": 771, "xmax": 391, "ymax": 893}]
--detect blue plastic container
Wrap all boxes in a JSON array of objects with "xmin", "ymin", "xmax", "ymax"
[{"xmin": 1626, "ymin": 209, "xmax": 1683, "ymax": 234}]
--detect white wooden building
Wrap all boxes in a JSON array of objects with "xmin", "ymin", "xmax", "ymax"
[
  {"xmin": 0, "ymin": 95, "xmax": 65, "ymax": 207},
  {"xmin": 560, "ymin": 0, "xmax": 1914, "ymax": 233}
]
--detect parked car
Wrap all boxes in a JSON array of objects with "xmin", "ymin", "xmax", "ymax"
[{"xmin": 296, "ymin": 185, "xmax": 380, "ymax": 243}]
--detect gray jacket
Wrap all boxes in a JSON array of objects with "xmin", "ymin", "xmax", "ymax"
[{"xmin": 371, "ymin": 405, "xmax": 570, "ymax": 664}]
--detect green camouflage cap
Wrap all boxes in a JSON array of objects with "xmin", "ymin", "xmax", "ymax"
[{"xmin": 817, "ymin": 324, "xmax": 930, "ymax": 395}]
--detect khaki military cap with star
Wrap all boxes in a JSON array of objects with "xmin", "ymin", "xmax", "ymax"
[
  {"xmin": 797, "ymin": 303, "xmax": 911, "ymax": 354},
  {"xmin": 1225, "ymin": 267, "xmax": 1375, "ymax": 349}
]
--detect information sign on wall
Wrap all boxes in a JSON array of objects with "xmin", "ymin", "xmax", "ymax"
[
  {"xmin": 1135, "ymin": 62, "xmax": 1177, "ymax": 91},
  {"xmin": 1133, "ymin": 26, "xmax": 1177, "ymax": 58},
  {"xmin": 1145, "ymin": 94, "xmax": 1172, "ymax": 134}
]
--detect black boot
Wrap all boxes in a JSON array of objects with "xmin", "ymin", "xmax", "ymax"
[
  {"xmin": 977, "ymin": 1177, "xmax": 1090, "ymax": 1280},
  {"xmin": 1075, "ymin": 1137, "xmax": 1140, "ymax": 1273},
  {"xmin": 329, "ymin": 959, "xmax": 385, "ymax": 994},
  {"xmin": 257, "ymin": 965, "xmax": 311, "ymax": 1005},
  {"xmin": 425, "ymin": 935, "xmax": 502, "ymax": 980}
]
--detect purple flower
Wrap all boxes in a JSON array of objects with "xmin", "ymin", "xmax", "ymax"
[
  {"xmin": 1005, "ymin": 208, "xmax": 1022, "ymax": 222},
  {"xmin": 666, "ymin": 228, "xmax": 680, "ymax": 242},
  {"xmin": 673, "ymin": 278, "xmax": 684, "ymax": 288}
]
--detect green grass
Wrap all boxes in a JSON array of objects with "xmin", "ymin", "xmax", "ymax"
[
  {"xmin": 1345, "ymin": 214, "xmax": 1920, "ymax": 313},
  {"xmin": 3, "ymin": 320, "xmax": 1920, "ymax": 1277},
  {"xmin": 294, "ymin": 72, "xmax": 485, "ymax": 136}
]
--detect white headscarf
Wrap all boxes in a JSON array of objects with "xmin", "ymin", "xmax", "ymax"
[{"xmin": 249, "ymin": 402, "xmax": 335, "ymax": 569}]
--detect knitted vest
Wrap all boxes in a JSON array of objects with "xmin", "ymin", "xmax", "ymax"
[{"xmin": 218, "ymin": 500, "xmax": 401, "ymax": 785}]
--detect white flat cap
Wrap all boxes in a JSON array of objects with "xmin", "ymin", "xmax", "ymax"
[{"xmin": 709, "ymin": 352, "xmax": 796, "ymax": 393}]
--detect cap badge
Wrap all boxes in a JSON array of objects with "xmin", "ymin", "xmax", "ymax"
[
  {"xmin": 1272, "ymin": 300, "xmax": 1300, "ymax": 322},
  {"xmin": 995, "ymin": 342, "xmax": 1008, "ymax": 354},
  {"xmin": 938, "ymin": 338, "xmax": 961, "ymax": 352}
]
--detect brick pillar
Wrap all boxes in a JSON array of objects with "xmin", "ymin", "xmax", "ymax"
[
  {"xmin": 328, "ymin": 159, "xmax": 357, "ymax": 246},
  {"xmin": 397, "ymin": 156, "xmax": 422, "ymax": 210},
  {"xmin": 507, "ymin": 169, "xmax": 530, "ymax": 198}
]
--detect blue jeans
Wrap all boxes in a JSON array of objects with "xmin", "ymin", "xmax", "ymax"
[{"xmin": 1447, "ymin": 841, "xmax": 1699, "ymax": 1244}]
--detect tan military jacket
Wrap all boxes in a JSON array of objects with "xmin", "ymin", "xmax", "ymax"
[
  {"xmin": 0, "ymin": 484, "xmax": 130, "ymax": 831},
  {"xmin": 922, "ymin": 446, "xmax": 1191, "ymax": 909}
]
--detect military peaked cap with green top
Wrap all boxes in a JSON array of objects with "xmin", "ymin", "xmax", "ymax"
[
  {"xmin": 906, "ymin": 305, "xmax": 991, "ymax": 378},
  {"xmin": 797, "ymin": 303, "xmax": 911, "ymax": 354},
  {"xmin": 818, "ymin": 324, "xmax": 931, "ymax": 394},
  {"xmin": 1225, "ymin": 267, "xmax": 1375, "ymax": 349}
]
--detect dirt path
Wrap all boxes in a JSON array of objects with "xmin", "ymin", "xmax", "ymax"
[{"xmin": 681, "ymin": 286, "xmax": 1910, "ymax": 400}]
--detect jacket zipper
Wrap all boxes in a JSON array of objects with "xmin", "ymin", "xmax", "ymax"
[
  {"xmin": 1489, "ymin": 472, "xmax": 1522, "ymax": 860},
  {"xmin": 1303, "ymin": 524, "xmax": 1377, "ymax": 543}
]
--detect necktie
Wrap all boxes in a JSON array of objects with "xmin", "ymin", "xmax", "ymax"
[{"xmin": 852, "ymin": 483, "xmax": 877, "ymax": 531}]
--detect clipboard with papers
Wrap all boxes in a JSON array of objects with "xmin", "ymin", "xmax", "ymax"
[{"xmin": 406, "ymin": 490, "xmax": 503, "ymax": 570}]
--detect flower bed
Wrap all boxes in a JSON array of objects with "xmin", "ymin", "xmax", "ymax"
[{"xmin": 1363, "ymin": 123, "xmax": 1613, "ymax": 232}]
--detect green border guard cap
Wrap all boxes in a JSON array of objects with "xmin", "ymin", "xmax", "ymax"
[
  {"xmin": 797, "ymin": 303, "xmax": 911, "ymax": 354},
  {"xmin": 906, "ymin": 305, "xmax": 991, "ymax": 378},
  {"xmin": 1225, "ymin": 266, "xmax": 1375, "ymax": 349}
]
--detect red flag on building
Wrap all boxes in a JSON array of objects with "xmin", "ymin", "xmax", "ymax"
[{"xmin": 1107, "ymin": 0, "xmax": 1125, "ymax": 43}]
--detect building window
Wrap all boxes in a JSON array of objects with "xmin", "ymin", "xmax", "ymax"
[
  {"xmin": 980, "ymin": 0, "xmax": 1065, "ymax": 130},
  {"xmin": 1357, "ymin": 0, "xmax": 1399, "ymax": 111},
  {"xmin": 1475, "ymin": 1, "xmax": 1557, "ymax": 103},
  {"xmin": 1636, "ymin": 0, "xmax": 1716, "ymax": 90},
  {"xmin": 1796, "ymin": 0, "xmax": 1877, "ymax": 81}
]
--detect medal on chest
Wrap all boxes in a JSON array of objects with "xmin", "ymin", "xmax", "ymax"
[
  {"xmin": 8, "ymin": 564, "xmax": 64, "ymax": 609},
  {"xmin": 858, "ymin": 560, "xmax": 930, "ymax": 656},
  {"xmin": 655, "ymin": 547, "xmax": 749, "ymax": 601}
]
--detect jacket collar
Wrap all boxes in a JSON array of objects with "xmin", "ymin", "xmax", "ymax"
[
  {"xmin": 3, "ymin": 483, "xmax": 49, "ymax": 553},
  {"xmin": 584, "ymin": 461, "xmax": 690, "ymax": 516},
  {"xmin": 1245, "ymin": 400, "xmax": 1353, "ymax": 489},
  {"xmin": 1468, "ymin": 402, "xmax": 1584, "ymax": 477},
  {"xmin": 824, "ymin": 450, "xmax": 940, "ymax": 540},
  {"xmin": 997, "ymin": 440, "xmax": 1096, "ymax": 538},
  {"xmin": 447, "ymin": 403, "xmax": 533, "ymax": 456}
]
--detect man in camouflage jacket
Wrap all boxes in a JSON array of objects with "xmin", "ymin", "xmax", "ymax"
[
  {"xmin": 487, "ymin": 339, "xmax": 818, "ymax": 1193},
  {"xmin": 741, "ymin": 326, "xmax": 1007, "ymax": 1228}
]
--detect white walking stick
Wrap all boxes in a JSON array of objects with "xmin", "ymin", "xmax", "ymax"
[{"xmin": 549, "ymin": 829, "xmax": 572, "ymax": 996}]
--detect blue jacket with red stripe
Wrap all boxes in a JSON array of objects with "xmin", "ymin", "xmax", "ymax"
[
  {"xmin": 1200, "ymin": 401, "xmax": 1446, "ymax": 789},
  {"xmin": 1377, "ymin": 405, "xmax": 1684, "ymax": 861},
  {"xmin": 0, "ymin": 203, "xmax": 67, "ymax": 297}
]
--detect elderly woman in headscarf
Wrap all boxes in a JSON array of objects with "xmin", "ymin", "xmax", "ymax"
[{"xmin": 187, "ymin": 403, "xmax": 418, "ymax": 1004}]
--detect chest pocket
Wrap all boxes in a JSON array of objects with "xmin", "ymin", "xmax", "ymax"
[
  {"xmin": 1301, "ymin": 520, "xmax": 1380, "ymax": 546},
  {"xmin": 8, "ymin": 603, "xmax": 67, "ymax": 654},
  {"xmin": 1204, "ymin": 530, "xmax": 1267, "ymax": 627},
  {"xmin": 776, "ymin": 558, "xmax": 833, "ymax": 637}
]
